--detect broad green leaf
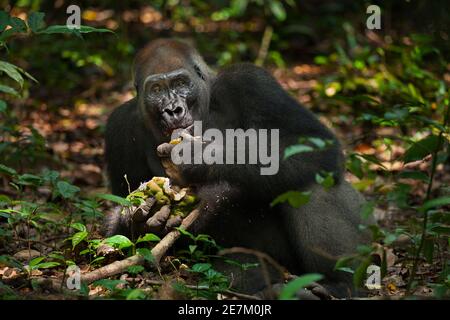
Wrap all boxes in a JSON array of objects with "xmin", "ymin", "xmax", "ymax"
[
  {"xmin": 284, "ymin": 144, "xmax": 313, "ymax": 159},
  {"xmin": 9, "ymin": 17, "xmax": 27, "ymax": 32},
  {"xmin": 127, "ymin": 265, "xmax": 145, "ymax": 275},
  {"xmin": 0, "ymin": 61, "xmax": 24, "ymax": 87},
  {"xmin": 38, "ymin": 25, "xmax": 113, "ymax": 35},
  {"xmin": 93, "ymin": 279, "xmax": 126, "ymax": 291},
  {"xmin": 404, "ymin": 135, "xmax": 439, "ymax": 163},
  {"xmin": 27, "ymin": 12, "xmax": 45, "ymax": 32},
  {"xmin": 421, "ymin": 196, "xmax": 450, "ymax": 212},
  {"xmin": 0, "ymin": 11, "xmax": 9, "ymax": 32},
  {"xmin": 279, "ymin": 274, "xmax": 323, "ymax": 300},
  {"xmin": 36, "ymin": 261, "xmax": 60, "ymax": 269},
  {"xmin": 0, "ymin": 164, "xmax": 17, "ymax": 176},
  {"xmin": 271, "ymin": 191, "xmax": 311, "ymax": 208},
  {"xmin": 56, "ymin": 181, "xmax": 80, "ymax": 199},
  {"xmin": 136, "ymin": 233, "xmax": 160, "ymax": 244},
  {"xmin": 315, "ymin": 172, "xmax": 335, "ymax": 189},
  {"xmin": 136, "ymin": 248, "xmax": 154, "ymax": 263},
  {"xmin": 308, "ymin": 137, "xmax": 327, "ymax": 149},
  {"xmin": 126, "ymin": 289, "xmax": 146, "ymax": 300},
  {"xmin": 72, "ymin": 231, "xmax": 88, "ymax": 248},
  {"xmin": 189, "ymin": 245, "xmax": 197, "ymax": 254},
  {"xmin": 105, "ymin": 235, "xmax": 133, "ymax": 249},
  {"xmin": 0, "ymin": 84, "xmax": 19, "ymax": 96},
  {"xmin": 353, "ymin": 257, "xmax": 372, "ymax": 288},
  {"xmin": 29, "ymin": 257, "xmax": 45, "ymax": 267},
  {"xmin": 96, "ymin": 193, "xmax": 131, "ymax": 206},
  {"xmin": 70, "ymin": 223, "xmax": 86, "ymax": 232},
  {"xmin": 360, "ymin": 201, "xmax": 376, "ymax": 220},
  {"xmin": 191, "ymin": 263, "xmax": 212, "ymax": 273},
  {"xmin": 398, "ymin": 171, "xmax": 429, "ymax": 182}
]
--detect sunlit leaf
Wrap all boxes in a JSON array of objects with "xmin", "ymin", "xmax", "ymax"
[
  {"xmin": 271, "ymin": 191, "xmax": 311, "ymax": 208},
  {"xmin": 105, "ymin": 235, "xmax": 133, "ymax": 249}
]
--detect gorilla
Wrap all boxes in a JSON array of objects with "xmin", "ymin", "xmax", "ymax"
[{"xmin": 104, "ymin": 39, "xmax": 372, "ymax": 298}]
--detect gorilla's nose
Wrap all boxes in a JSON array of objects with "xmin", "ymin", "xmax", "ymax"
[{"xmin": 162, "ymin": 105, "xmax": 186, "ymax": 121}]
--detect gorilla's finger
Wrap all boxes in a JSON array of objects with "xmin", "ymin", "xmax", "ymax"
[
  {"xmin": 133, "ymin": 197, "xmax": 155, "ymax": 222},
  {"xmin": 146, "ymin": 205, "xmax": 171, "ymax": 232},
  {"xmin": 295, "ymin": 288, "xmax": 321, "ymax": 300},
  {"xmin": 157, "ymin": 143, "xmax": 174, "ymax": 157},
  {"xmin": 305, "ymin": 282, "xmax": 332, "ymax": 300},
  {"xmin": 165, "ymin": 215, "xmax": 182, "ymax": 231}
]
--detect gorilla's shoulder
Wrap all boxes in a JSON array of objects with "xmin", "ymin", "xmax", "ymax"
[
  {"xmin": 107, "ymin": 98, "xmax": 138, "ymax": 123},
  {"xmin": 216, "ymin": 63, "xmax": 272, "ymax": 82}
]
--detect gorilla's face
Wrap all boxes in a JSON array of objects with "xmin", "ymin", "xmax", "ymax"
[
  {"xmin": 134, "ymin": 40, "xmax": 212, "ymax": 140},
  {"xmin": 143, "ymin": 68, "xmax": 199, "ymax": 136}
]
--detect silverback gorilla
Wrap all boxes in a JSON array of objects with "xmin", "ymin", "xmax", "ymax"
[{"xmin": 104, "ymin": 39, "xmax": 372, "ymax": 298}]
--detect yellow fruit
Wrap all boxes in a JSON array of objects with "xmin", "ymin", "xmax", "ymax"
[{"xmin": 169, "ymin": 137, "xmax": 182, "ymax": 145}]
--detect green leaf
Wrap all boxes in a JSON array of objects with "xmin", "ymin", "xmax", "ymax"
[
  {"xmin": 404, "ymin": 135, "xmax": 440, "ymax": 163},
  {"xmin": 191, "ymin": 263, "xmax": 212, "ymax": 273},
  {"xmin": 398, "ymin": 171, "xmax": 429, "ymax": 182},
  {"xmin": 284, "ymin": 144, "xmax": 314, "ymax": 160},
  {"xmin": 29, "ymin": 257, "xmax": 45, "ymax": 267},
  {"xmin": 72, "ymin": 231, "xmax": 88, "ymax": 249},
  {"xmin": 70, "ymin": 223, "xmax": 86, "ymax": 232},
  {"xmin": 189, "ymin": 245, "xmax": 197, "ymax": 254},
  {"xmin": 136, "ymin": 248, "xmax": 154, "ymax": 263},
  {"xmin": 27, "ymin": 12, "xmax": 45, "ymax": 32},
  {"xmin": 315, "ymin": 172, "xmax": 335, "ymax": 189},
  {"xmin": 136, "ymin": 233, "xmax": 160, "ymax": 244},
  {"xmin": 0, "ymin": 99, "xmax": 7, "ymax": 113},
  {"xmin": 308, "ymin": 137, "xmax": 327, "ymax": 149},
  {"xmin": 353, "ymin": 257, "xmax": 372, "ymax": 288},
  {"xmin": 0, "ymin": 164, "xmax": 17, "ymax": 176},
  {"xmin": 38, "ymin": 25, "xmax": 113, "ymax": 35},
  {"xmin": 0, "ymin": 61, "xmax": 24, "ymax": 87},
  {"xmin": 95, "ymin": 193, "xmax": 131, "ymax": 206},
  {"xmin": 0, "ymin": 84, "xmax": 19, "ymax": 96},
  {"xmin": 36, "ymin": 261, "xmax": 60, "ymax": 269},
  {"xmin": 360, "ymin": 201, "xmax": 376, "ymax": 220},
  {"xmin": 421, "ymin": 196, "xmax": 450, "ymax": 212},
  {"xmin": 105, "ymin": 235, "xmax": 133, "ymax": 249},
  {"xmin": 127, "ymin": 265, "xmax": 145, "ymax": 275},
  {"xmin": 271, "ymin": 191, "xmax": 311, "ymax": 208},
  {"xmin": 9, "ymin": 17, "xmax": 27, "ymax": 32},
  {"xmin": 126, "ymin": 289, "xmax": 146, "ymax": 300},
  {"xmin": 269, "ymin": 1, "xmax": 286, "ymax": 21},
  {"xmin": 93, "ymin": 279, "xmax": 126, "ymax": 291},
  {"xmin": 0, "ymin": 11, "xmax": 9, "ymax": 32},
  {"xmin": 56, "ymin": 181, "xmax": 80, "ymax": 199},
  {"xmin": 279, "ymin": 274, "xmax": 323, "ymax": 300}
]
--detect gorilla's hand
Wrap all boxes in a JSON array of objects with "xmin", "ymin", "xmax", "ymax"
[
  {"xmin": 127, "ymin": 198, "xmax": 182, "ymax": 238},
  {"xmin": 157, "ymin": 129, "xmax": 196, "ymax": 185}
]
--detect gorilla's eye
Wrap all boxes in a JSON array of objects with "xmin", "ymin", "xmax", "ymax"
[
  {"xmin": 174, "ymin": 79, "xmax": 186, "ymax": 87},
  {"xmin": 151, "ymin": 84, "xmax": 161, "ymax": 93}
]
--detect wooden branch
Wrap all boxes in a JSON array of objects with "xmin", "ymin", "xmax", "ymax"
[{"xmin": 81, "ymin": 207, "xmax": 201, "ymax": 284}]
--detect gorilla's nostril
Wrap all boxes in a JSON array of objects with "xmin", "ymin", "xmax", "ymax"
[
  {"xmin": 163, "ymin": 108, "xmax": 173, "ymax": 116},
  {"xmin": 174, "ymin": 106, "xmax": 183, "ymax": 114}
]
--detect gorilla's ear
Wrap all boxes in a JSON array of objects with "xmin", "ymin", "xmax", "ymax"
[{"xmin": 194, "ymin": 64, "xmax": 206, "ymax": 81}]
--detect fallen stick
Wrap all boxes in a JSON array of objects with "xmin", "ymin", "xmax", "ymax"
[
  {"xmin": 33, "ymin": 206, "xmax": 201, "ymax": 291},
  {"xmin": 81, "ymin": 206, "xmax": 201, "ymax": 284}
]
